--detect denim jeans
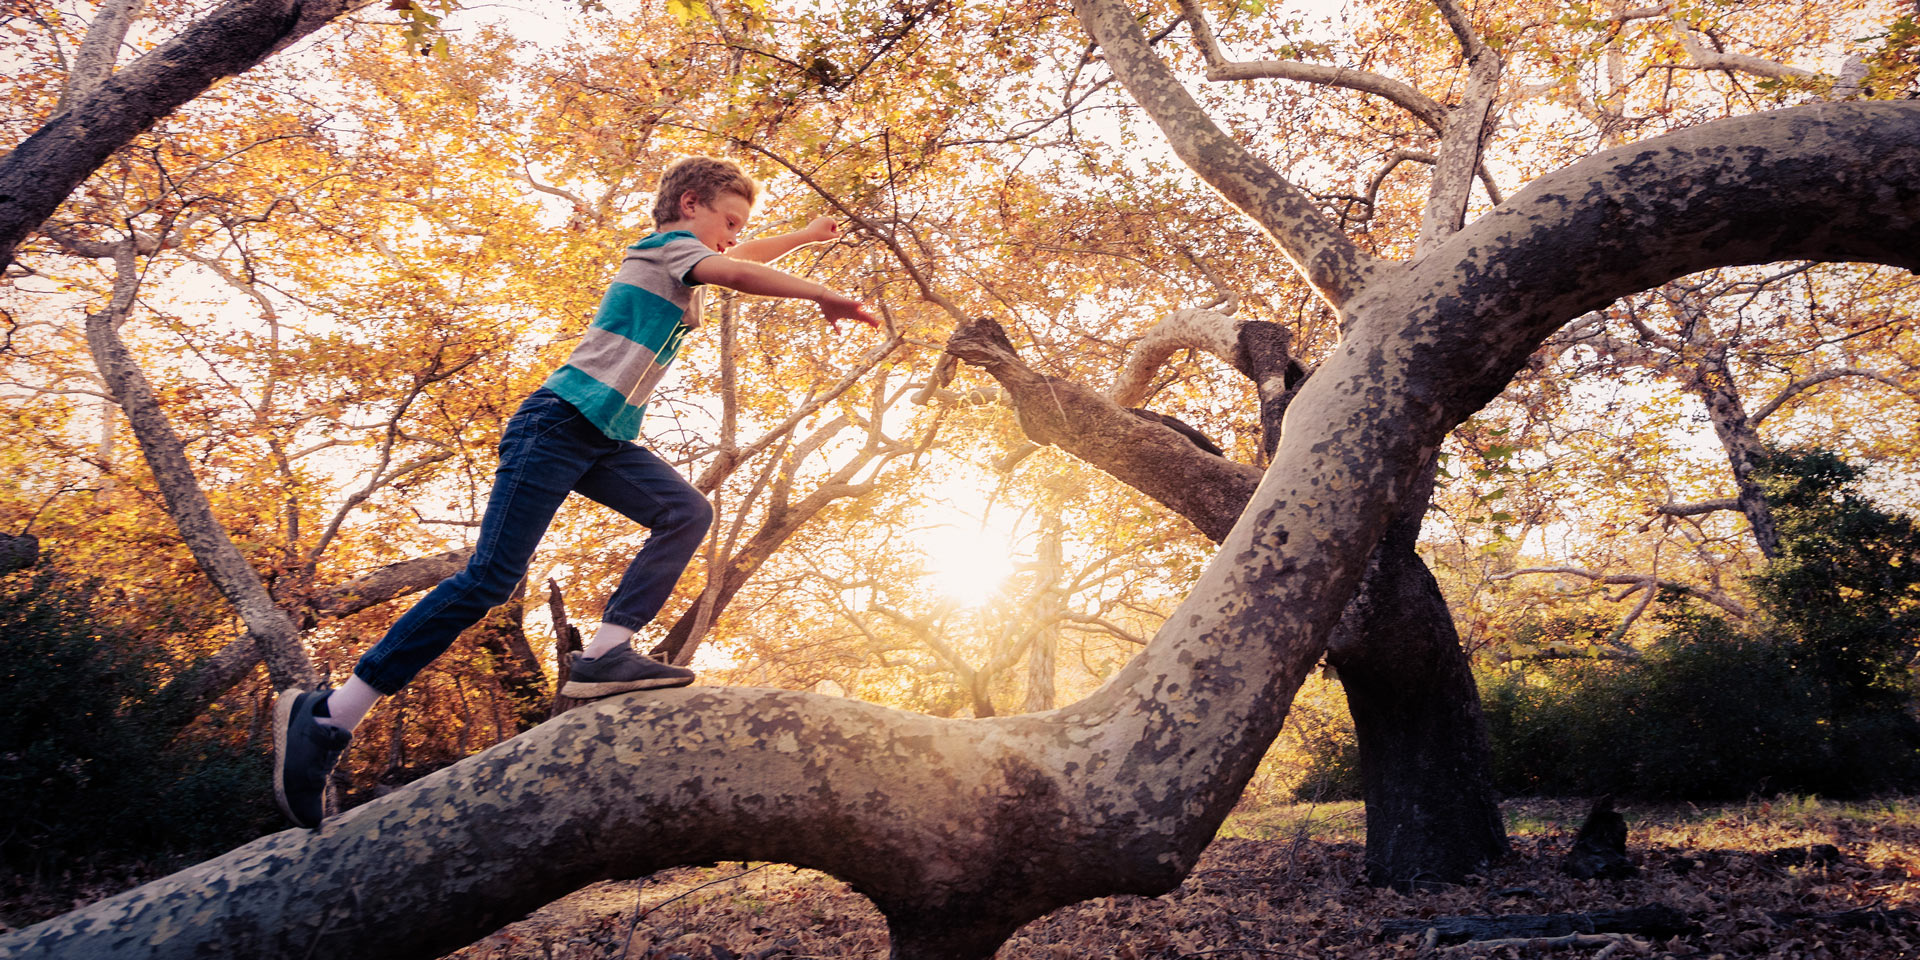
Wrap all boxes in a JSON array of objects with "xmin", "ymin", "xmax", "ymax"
[{"xmin": 354, "ymin": 388, "xmax": 713, "ymax": 694}]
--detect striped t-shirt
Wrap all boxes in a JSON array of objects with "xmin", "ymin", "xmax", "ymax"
[{"xmin": 544, "ymin": 231, "xmax": 720, "ymax": 440}]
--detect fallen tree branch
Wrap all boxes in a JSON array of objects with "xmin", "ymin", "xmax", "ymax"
[{"xmin": 1380, "ymin": 904, "xmax": 1697, "ymax": 945}]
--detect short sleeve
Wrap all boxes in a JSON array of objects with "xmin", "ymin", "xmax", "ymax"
[{"xmin": 659, "ymin": 234, "xmax": 721, "ymax": 287}]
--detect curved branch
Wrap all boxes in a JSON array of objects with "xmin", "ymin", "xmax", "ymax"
[
  {"xmin": 948, "ymin": 317, "xmax": 1260, "ymax": 542},
  {"xmin": 1398, "ymin": 102, "xmax": 1920, "ymax": 412},
  {"xmin": 1748, "ymin": 367, "xmax": 1919, "ymax": 426},
  {"xmin": 1075, "ymin": 0, "xmax": 1376, "ymax": 309},
  {"xmin": 1107, "ymin": 307, "xmax": 1243, "ymax": 407},
  {"xmin": 1176, "ymin": 0, "xmax": 1444, "ymax": 131},
  {"xmin": 1488, "ymin": 565, "xmax": 1749, "ymax": 619},
  {"xmin": 1669, "ymin": 14, "xmax": 1820, "ymax": 82}
]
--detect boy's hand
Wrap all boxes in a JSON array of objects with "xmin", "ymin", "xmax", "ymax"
[
  {"xmin": 818, "ymin": 289, "xmax": 879, "ymax": 334},
  {"xmin": 800, "ymin": 215, "xmax": 841, "ymax": 245}
]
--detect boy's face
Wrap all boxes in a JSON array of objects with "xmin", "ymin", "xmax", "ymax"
[{"xmin": 677, "ymin": 191, "xmax": 753, "ymax": 253}]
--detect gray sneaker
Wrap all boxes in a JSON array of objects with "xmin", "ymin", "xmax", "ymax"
[{"xmin": 560, "ymin": 645, "xmax": 695, "ymax": 698}]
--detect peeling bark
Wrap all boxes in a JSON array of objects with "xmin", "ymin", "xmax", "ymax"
[{"xmin": 1686, "ymin": 349, "xmax": 1781, "ymax": 558}]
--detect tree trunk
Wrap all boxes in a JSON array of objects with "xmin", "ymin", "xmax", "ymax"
[
  {"xmin": 1327, "ymin": 460, "xmax": 1509, "ymax": 888},
  {"xmin": 83, "ymin": 251, "xmax": 316, "ymax": 691},
  {"xmin": 1689, "ymin": 350, "xmax": 1781, "ymax": 558}
]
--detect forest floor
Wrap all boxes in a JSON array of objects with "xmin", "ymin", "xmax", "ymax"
[{"xmin": 443, "ymin": 796, "xmax": 1920, "ymax": 960}]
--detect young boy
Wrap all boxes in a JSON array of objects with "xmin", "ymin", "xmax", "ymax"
[{"xmin": 272, "ymin": 156, "xmax": 877, "ymax": 829}]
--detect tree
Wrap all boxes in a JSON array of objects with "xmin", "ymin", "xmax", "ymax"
[{"xmin": 6, "ymin": 59, "xmax": 1914, "ymax": 960}]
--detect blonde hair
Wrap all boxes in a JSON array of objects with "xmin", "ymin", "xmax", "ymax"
[{"xmin": 652, "ymin": 156, "xmax": 760, "ymax": 227}]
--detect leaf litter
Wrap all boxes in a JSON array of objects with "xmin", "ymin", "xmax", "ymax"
[{"xmin": 446, "ymin": 798, "xmax": 1920, "ymax": 959}]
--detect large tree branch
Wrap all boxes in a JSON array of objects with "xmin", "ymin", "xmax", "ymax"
[
  {"xmin": 948, "ymin": 317, "xmax": 1261, "ymax": 542},
  {"xmin": 1414, "ymin": 0, "xmax": 1501, "ymax": 255},
  {"xmin": 0, "ymin": 0, "xmax": 365, "ymax": 271},
  {"xmin": 54, "ymin": 0, "xmax": 147, "ymax": 114},
  {"xmin": 306, "ymin": 547, "xmax": 474, "ymax": 620},
  {"xmin": 1391, "ymin": 102, "xmax": 1920, "ymax": 417},
  {"xmin": 1075, "ymin": 0, "xmax": 1376, "ymax": 309}
]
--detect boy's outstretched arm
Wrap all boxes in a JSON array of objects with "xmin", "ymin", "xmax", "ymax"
[
  {"xmin": 728, "ymin": 215, "xmax": 839, "ymax": 264},
  {"xmin": 690, "ymin": 255, "xmax": 879, "ymax": 331}
]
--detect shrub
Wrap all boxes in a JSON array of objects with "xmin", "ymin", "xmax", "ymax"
[
  {"xmin": 0, "ymin": 565, "xmax": 277, "ymax": 875},
  {"xmin": 1480, "ymin": 447, "xmax": 1920, "ymax": 800}
]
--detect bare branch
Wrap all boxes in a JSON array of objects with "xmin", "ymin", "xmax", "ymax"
[
  {"xmin": 56, "ymin": 0, "xmax": 147, "ymax": 114},
  {"xmin": 1175, "ymin": 0, "xmax": 1446, "ymax": 130},
  {"xmin": 1669, "ymin": 14, "xmax": 1820, "ymax": 82},
  {"xmin": 1108, "ymin": 308, "xmax": 1242, "ymax": 407},
  {"xmin": 1059, "ymin": 611, "xmax": 1146, "ymax": 646},
  {"xmin": 1654, "ymin": 498, "xmax": 1740, "ymax": 517},
  {"xmin": 1748, "ymin": 367, "xmax": 1920, "ymax": 427},
  {"xmin": 1432, "ymin": 0, "xmax": 1490, "ymax": 63},
  {"xmin": 1489, "ymin": 565, "xmax": 1749, "ymax": 619}
]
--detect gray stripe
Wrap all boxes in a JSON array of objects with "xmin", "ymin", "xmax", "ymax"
[
  {"xmin": 567, "ymin": 325, "xmax": 662, "ymax": 397},
  {"xmin": 610, "ymin": 256, "xmax": 694, "ymax": 310}
]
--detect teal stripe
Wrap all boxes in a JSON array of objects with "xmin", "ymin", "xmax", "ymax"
[
  {"xmin": 543, "ymin": 365, "xmax": 647, "ymax": 440},
  {"xmin": 590, "ymin": 283, "xmax": 684, "ymax": 352},
  {"xmin": 630, "ymin": 230, "xmax": 696, "ymax": 250}
]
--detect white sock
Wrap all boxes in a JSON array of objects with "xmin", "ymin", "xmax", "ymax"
[
  {"xmin": 581, "ymin": 623, "xmax": 636, "ymax": 660},
  {"xmin": 319, "ymin": 674, "xmax": 381, "ymax": 733}
]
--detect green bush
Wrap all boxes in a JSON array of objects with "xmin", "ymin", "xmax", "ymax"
[
  {"xmin": 1480, "ymin": 447, "xmax": 1920, "ymax": 800},
  {"xmin": 0, "ymin": 566, "xmax": 277, "ymax": 874}
]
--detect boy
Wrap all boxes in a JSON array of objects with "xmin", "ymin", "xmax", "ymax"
[{"xmin": 272, "ymin": 156, "xmax": 877, "ymax": 829}]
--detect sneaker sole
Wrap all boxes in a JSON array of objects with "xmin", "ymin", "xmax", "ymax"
[
  {"xmin": 271, "ymin": 688, "xmax": 306, "ymax": 828},
  {"xmin": 560, "ymin": 675, "xmax": 695, "ymax": 698}
]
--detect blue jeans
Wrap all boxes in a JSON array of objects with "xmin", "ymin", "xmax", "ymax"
[{"xmin": 354, "ymin": 388, "xmax": 713, "ymax": 694}]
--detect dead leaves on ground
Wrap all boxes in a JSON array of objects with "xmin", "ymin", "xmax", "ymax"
[{"xmin": 448, "ymin": 800, "xmax": 1920, "ymax": 960}]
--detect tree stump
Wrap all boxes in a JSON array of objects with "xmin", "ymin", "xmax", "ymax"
[{"xmin": 1562, "ymin": 795, "xmax": 1636, "ymax": 879}]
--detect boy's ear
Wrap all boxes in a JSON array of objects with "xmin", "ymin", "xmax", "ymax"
[{"xmin": 677, "ymin": 190, "xmax": 702, "ymax": 220}]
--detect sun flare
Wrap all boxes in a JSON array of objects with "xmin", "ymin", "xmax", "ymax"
[{"xmin": 914, "ymin": 519, "xmax": 1019, "ymax": 606}]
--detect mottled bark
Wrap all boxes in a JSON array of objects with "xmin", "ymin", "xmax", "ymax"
[
  {"xmin": 1326, "ymin": 461, "xmax": 1508, "ymax": 887},
  {"xmin": 1687, "ymin": 349, "xmax": 1781, "ymax": 558},
  {"xmin": 8, "ymin": 102, "xmax": 1918, "ymax": 960}
]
